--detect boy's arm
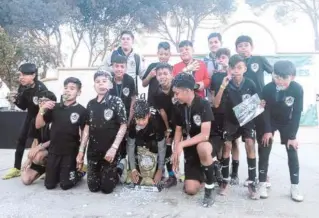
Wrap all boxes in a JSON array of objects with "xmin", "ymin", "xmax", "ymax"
[
  {"xmin": 157, "ymin": 138, "xmax": 166, "ymax": 170},
  {"xmin": 127, "ymin": 136, "xmax": 136, "ymax": 170},
  {"xmin": 201, "ymin": 62, "xmax": 211, "ymax": 88},
  {"xmin": 261, "ymin": 56, "xmax": 273, "ymax": 74},
  {"xmin": 79, "ymin": 125, "xmax": 89, "ymax": 153},
  {"xmin": 128, "ymin": 95, "xmax": 136, "ymax": 126},
  {"xmin": 142, "ymin": 64, "xmax": 156, "ymax": 87},
  {"xmin": 287, "ymin": 87, "xmax": 304, "ymax": 140},
  {"xmin": 14, "ymin": 86, "xmax": 28, "ymax": 110},
  {"xmin": 159, "ymin": 109, "xmax": 170, "ymax": 131},
  {"xmin": 214, "ymin": 85, "xmax": 226, "ymax": 108}
]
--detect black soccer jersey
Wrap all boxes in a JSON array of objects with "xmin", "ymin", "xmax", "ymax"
[
  {"xmin": 262, "ymin": 81, "xmax": 303, "ymax": 139},
  {"xmin": 143, "ymin": 62, "xmax": 160, "ymax": 106},
  {"xmin": 87, "ymin": 94, "xmax": 127, "ymax": 153},
  {"xmin": 44, "ymin": 102, "xmax": 88, "ymax": 155},
  {"xmin": 210, "ymin": 72, "xmax": 227, "ymax": 114},
  {"xmin": 109, "ymin": 74, "xmax": 136, "ymax": 118},
  {"xmin": 244, "ymin": 56, "xmax": 273, "ymax": 94},
  {"xmin": 153, "ymin": 87, "xmax": 177, "ymax": 127},
  {"xmin": 15, "ymin": 81, "xmax": 48, "ymax": 118},
  {"xmin": 29, "ymin": 120, "xmax": 50, "ymax": 144},
  {"xmin": 223, "ymin": 78, "xmax": 258, "ymax": 125}
]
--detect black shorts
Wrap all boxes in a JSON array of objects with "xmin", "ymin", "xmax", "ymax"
[
  {"xmin": 211, "ymin": 113, "xmax": 224, "ymax": 138},
  {"xmin": 223, "ymin": 121, "xmax": 255, "ymax": 142},
  {"xmin": 183, "ymin": 139, "xmax": 214, "ymax": 183},
  {"xmin": 45, "ymin": 152, "xmax": 77, "ymax": 189},
  {"xmin": 30, "ymin": 163, "xmax": 46, "ymax": 175},
  {"xmin": 271, "ymin": 123, "xmax": 290, "ymax": 145}
]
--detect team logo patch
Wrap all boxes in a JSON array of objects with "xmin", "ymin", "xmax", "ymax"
[
  {"xmin": 104, "ymin": 109, "xmax": 114, "ymax": 121},
  {"xmin": 70, "ymin": 113, "xmax": 79, "ymax": 124},
  {"xmin": 242, "ymin": 94, "xmax": 251, "ymax": 101},
  {"xmin": 251, "ymin": 63, "xmax": 259, "ymax": 72},
  {"xmin": 33, "ymin": 96, "xmax": 39, "ymax": 105},
  {"xmin": 193, "ymin": 114, "xmax": 201, "ymax": 126},
  {"xmin": 122, "ymin": 87, "xmax": 130, "ymax": 97},
  {"xmin": 285, "ymin": 96, "xmax": 295, "ymax": 107}
]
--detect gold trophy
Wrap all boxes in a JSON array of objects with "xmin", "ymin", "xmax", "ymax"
[{"xmin": 137, "ymin": 146, "xmax": 157, "ymax": 186}]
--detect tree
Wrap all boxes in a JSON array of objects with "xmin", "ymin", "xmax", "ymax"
[
  {"xmin": 246, "ymin": 0, "xmax": 319, "ymax": 51},
  {"xmin": 136, "ymin": 0, "xmax": 235, "ymax": 51}
]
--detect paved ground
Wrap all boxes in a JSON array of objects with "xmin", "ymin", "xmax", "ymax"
[{"xmin": 0, "ymin": 127, "xmax": 318, "ymax": 218}]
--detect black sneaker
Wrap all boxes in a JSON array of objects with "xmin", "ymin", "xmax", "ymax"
[
  {"xmin": 230, "ymin": 175, "xmax": 239, "ymax": 185},
  {"xmin": 202, "ymin": 187, "xmax": 216, "ymax": 207},
  {"xmin": 164, "ymin": 176, "xmax": 177, "ymax": 188}
]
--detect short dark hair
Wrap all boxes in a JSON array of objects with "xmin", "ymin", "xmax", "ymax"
[
  {"xmin": 120, "ymin": 30, "xmax": 134, "ymax": 40},
  {"xmin": 134, "ymin": 99, "xmax": 150, "ymax": 119},
  {"xmin": 274, "ymin": 60, "xmax": 296, "ymax": 78},
  {"xmin": 235, "ymin": 35, "xmax": 253, "ymax": 47},
  {"xmin": 38, "ymin": 90, "xmax": 57, "ymax": 101},
  {"xmin": 229, "ymin": 54, "xmax": 245, "ymax": 68},
  {"xmin": 216, "ymin": 48, "xmax": 231, "ymax": 58},
  {"xmin": 64, "ymin": 77, "xmax": 82, "ymax": 89},
  {"xmin": 179, "ymin": 40, "xmax": 193, "ymax": 48},
  {"xmin": 94, "ymin": 71, "xmax": 112, "ymax": 81},
  {"xmin": 172, "ymin": 72, "xmax": 196, "ymax": 90},
  {"xmin": 158, "ymin": 42, "xmax": 170, "ymax": 51},
  {"xmin": 155, "ymin": 63, "xmax": 172, "ymax": 72},
  {"xmin": 111, "ymin": 55, "xmax": 127, "ymax": 65},
  {"xmin": 208, "ymin": 32, "xmax": 222, "ymax": 42}
]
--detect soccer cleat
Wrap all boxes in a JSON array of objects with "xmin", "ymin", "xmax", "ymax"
[
  {"xmin": 230, "ymin": 175, "xmax": 239, "ymax": 185},
  {"xmin": 248, "ymin": 181, "xmax": 260, "ymax": 200},
  {"xmin": 118, "ymin": 158, "xmax": 128, "ymax": 184},
  {"xmin": 258, "ymin": 182, "xmax": 268, "ymax": 199},
  {"xmin": 2, "ymin": 168, "xmax": 21, "ymax": 180},
  {"xmin": 290, "ymin": 184, "xmax": 304, "ymax": 202},
  {"xmin": 202, "ymin": 187, "xmax": 216, "ymax": 207},
  {"xmin": 164, "ymin": 176, "xmax": 177, "ymax": 188}
]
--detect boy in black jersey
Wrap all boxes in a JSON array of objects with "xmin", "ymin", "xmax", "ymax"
[
  {"xmin": 3, "ymin": 63, "xmax": 48, "ymax": 180},
  {"xmin": 211, "ymin": 48, "xmax": 240, "ymax": 186},
  {"xmin": 172, "ymin": 73, "xmax": 218, "ymax": 207},
  {"xmin": 259, "ymin": 60, "xmax": 303, "ymax": 202},
  {"xmin": 35, "ymin": 77, "xmax": 88, "ymax": 190},
  {"xmin": 214, "ymin": 55, "xmax": 261, "ymax": 199},
  {"xmin": 126, "ymin": 99, "xmax": 166, "ymax": 186},
  {"xmin": 142, "ymin": 42, "xmax": 171, "ymax": 106},
  {"xmin": 153, "ymin": 63, "xmax": 177, "ymax": 188},
  {"xmin": 77, "ymin": 71, "xmax": 127, "ymax": 194},
  {"xmin": 21, "ymin": 90, "xmax": 56, "ymax": 185},
  {"xmin": 235, "ymin": 35, "xmax": 273, "ymax": 187}
]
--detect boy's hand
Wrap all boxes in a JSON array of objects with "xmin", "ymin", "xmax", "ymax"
[
  {"xmin": 221, "ymin": 76, "xmax": 231, "ymax": 88},
  {"xmin": 154, "ymin": 169, "xmax": 163, "ymax": 184},
  {"xmin": 262, "ymin": 133, "xmax": 273, "ymax": 146},
  {"xmin": 104, "ymin": 147, "xmax": 117, "ymax": 163},
  {"xmin": 287, "ymin": 139, "xmax": 299, "ymax": 150},
  {"xmin": 28, "ymin": 145, "xmax": 42, "ymax": 160},
  {"xmin": 41, "ymin": 100, "xmax": 55, "ymax": 110},
  {"xmin": 148, "ymin": 69, "xmax": 156, "ymax": 79},
  {"xmin": 76, "ymin": 152, "xmax": 84, "ymax": 170},
  {"xmin": 7, "ymin": 91, "xmax": 17, "ymax": 103},
  {"xmin": 260, "ymin": 100, "xmax": 266, "ymax": 108},
  {"xmin": 131, "ymin": 169, "xmax": 140, "ymax": 184},
  {"xmin": 21, "ymin": 159, "xmax": 32, "ymax": 171}
]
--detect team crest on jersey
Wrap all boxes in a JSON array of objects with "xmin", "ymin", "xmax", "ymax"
[
  {"xmin": 104, "ymin": 109, "xmax": 114, "ymax": 121},
  {"xmin": 251, "ymin": 63, "xmax": 259, "ymax": 72},
  {"xmin": 285, "ymin": 96, "xmax": 295, "ymax": 107},
  {"xmin": 242, "ymin": 94, "xmax": 251, "ymax": 101},
  {"xmin": 33, "ymin": 96, "xmax": 39, "ymax": 105},
  {"xmin": 70, "ymin": 113, "xmax": 79, "ymax": 124},
  {"xmin": 193, "ymin": 114, "xmax": 201, "ymax": 126},
  {"xmin": 122, "ymin": 87, "xmax": 130, "ymax": 97}
]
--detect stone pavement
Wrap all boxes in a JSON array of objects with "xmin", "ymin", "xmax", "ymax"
[{"xmin": 0, "ymin": 127, "xmax": 318, "ymax": 218}]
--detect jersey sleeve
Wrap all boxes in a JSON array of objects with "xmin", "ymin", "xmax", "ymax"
[
  {"xmin": 201, "ymin": 100, "xmax": 214, "ymax": 122},
  {"xmin": 142, "ymin": 63, "xmax": 156, "ymax": 80},
  {"xmin": 261, "ymin": 56, "xmax": 273, "ymax": 74},
  {"xmin": 79, "ymin": 108, "xmax": 89, "ymax": 130},
  {"xmin": 174, "ymin": 106, "xmax": 183, "ymax": 127},
  {"xmin": 115, "ymin": 98, "xmax": 128, "ymax": 124}
]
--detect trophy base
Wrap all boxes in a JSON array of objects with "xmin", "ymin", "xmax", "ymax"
[{"xmin": 125, "ymin": 183, "xmax": 164, "ymax": 192}]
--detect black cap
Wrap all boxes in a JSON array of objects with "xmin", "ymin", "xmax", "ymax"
[
  {"xmin": 18, "ymin": 63, "xmax": 38, "ymax": 75},
  {"xmin": 172, "ymin": 72, "xmax": 196, "ymax": 90}
]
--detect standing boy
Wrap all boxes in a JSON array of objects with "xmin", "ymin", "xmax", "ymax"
[
  {"xmin": 142, "ymin": 42, "xmax": 171, "ymax": 106},
  {"xmin": 35, "ymin": 77, "xmax": 87, "ymax": 190},
  {"xmin": 77, "ymin": 71, "xmax": 128, "ymax": 194},
  {"xmin": 210, "ymin": 48, "xmax": 240, "ymax": 185},
  {"xmin": 214, "ymin": 55, "xmax": 260, "ymax": 199},
  {"xmin": 153, "ymin": 63, "xmax": 177, "ymax": 188},
  {"xmin": 259, "ymin": 60, "xmax": 303, "ymax": 202},
  {"xmin": 3, "ymin": 63, "xmax": 48, "ymax": 180}
]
